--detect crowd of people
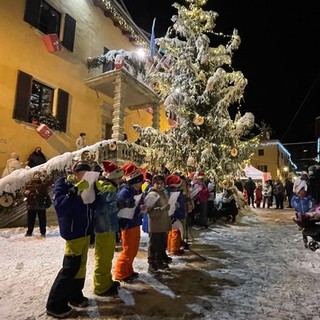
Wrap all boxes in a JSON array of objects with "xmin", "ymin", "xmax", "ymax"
[
  {"xmin": 1, "ymin": 140, "xmax": 320, "ymax": 318},
  {"xmin": 237, "ymin": 176, "xmax": 294, "ymax": 210},
  {"xmin": 43, "ymin": 158, "xmax": 250, "ymax": 318}
]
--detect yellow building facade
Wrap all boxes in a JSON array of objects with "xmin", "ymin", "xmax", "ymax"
[
  {"xmin": 0, "ymin": 0, "xmax": 168, "ymax": 174},
  {"xmin": 250, "ymin": 139, "xmax": 296, "ymax": 182}
]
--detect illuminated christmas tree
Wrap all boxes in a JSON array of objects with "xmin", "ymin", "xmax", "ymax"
[{"xmin": 134, "ymin": 0, "xmax": 261, "ymax": 181}]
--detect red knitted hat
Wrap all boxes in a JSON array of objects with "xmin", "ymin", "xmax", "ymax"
[
  {"xmin": 101, "ymin": 161, "xmax": 124, "ymax": 180},
  {"xmin": 122, "ymin": 162, "xmax": 144, "ymax": 184},
  {"xmin": 165, "ymin": 175, "xmax": 182, "ymax": 188}
]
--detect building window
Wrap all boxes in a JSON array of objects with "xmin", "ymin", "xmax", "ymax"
[
  {"xmin": 38, "ymin": 1, "xmax": 61, "ymax": 35},
  {"xmin": 29, "ymin": 81, "xmax": 54, "ymax": 124},
  {"xmin": 24, "ymin": 0, "xmax": 76, "ymax": 52},
  {"xmin": 24, "ymin": 0, "xmax": 61, "ymax": 35},
  {"xmin": 258, "ymin": 149, "xmax": 264, "ymax": 156},
  {"xmin": 258, "ymin": 165, "xmax": 268, "ymax": 172},
  {"xmin": 13, "ymin": 70, "xmax": 69, "ymax": 132}
]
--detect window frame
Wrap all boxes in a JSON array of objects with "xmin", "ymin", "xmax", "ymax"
[
  {"xmin": 24, "ymin": 0, "xmax": 76, "ymax": 52},
  {"xmin": 13, "ymin": 70, "xmax": 69, "ymax": 132},
  {"xmin": 29, "ymin": 80, "xmax": 55, "ymax": 123}
]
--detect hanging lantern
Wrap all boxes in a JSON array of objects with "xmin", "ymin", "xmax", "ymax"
[
  {"xmin": 193, "ymin": 115, "xmax": 204, "ymax": 126},
  {"xmin": 230, "ymin": 148, "xmax": 238, "ymax": 157}
]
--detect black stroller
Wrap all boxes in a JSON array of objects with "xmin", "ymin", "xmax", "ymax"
[
  {"xmin": 302, "ymin": 223, "xmax": 320, "ymax": 251},
  {"xmin": 292, "ymin": 205, "xmax": 320, "ymax": 251}
]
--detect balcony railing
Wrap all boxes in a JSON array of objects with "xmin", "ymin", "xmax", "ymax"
[{"xmin": 0, "ymin": 140, "xmax": 148, "ymax": 226}]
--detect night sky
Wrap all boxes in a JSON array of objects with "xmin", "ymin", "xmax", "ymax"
[{"xmin": 121, "ymin": 0, "xmax": 320, "ymax": 143}]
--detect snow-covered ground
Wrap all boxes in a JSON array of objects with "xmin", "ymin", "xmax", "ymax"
[{"xmin": 1, "ymin": 208, "xmax": 320, "ymax": 320}]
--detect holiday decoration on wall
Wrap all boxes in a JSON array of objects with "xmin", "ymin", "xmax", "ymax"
[
  {"xmin": 36, "ymin": 124, "xmax": 53, "ymax": 139},
  {"xmin": 43, "ymin": 34, "xmax": 62, "ymax": 53},
  {"xmin": 0, "ymin": 193, "xmax": 13, "ymax": 207},
  {"xmin": 108, "ymin": 142, "xmax": 117, "ymax": 151}
]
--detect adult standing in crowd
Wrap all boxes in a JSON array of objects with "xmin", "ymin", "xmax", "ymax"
[
  {"xmin": 114, "ymin": 162, "xmax": 145, "ymax": 283},
  {"xmin": 234, "ymin": 178, "xmax": 244, "ymax": 193},
  {"xmin": 284, "ymin": 178, "xmax": 294, "ymax": 208},
  {"xmin": 274, "ymin": 179, "xmax": 285, "ymax": 210},
  {"xmin": 293, "ymin": 172, "xmax": 309, "ymax": 195},
  {"xmin": 244, "ymin": 177, "xmax": 256, "ymax": 208},
  {"xmin": 1, "ymin": 152, "xmax": 22, "ymax": 177},
  {"xmin": 23, "ymin": 170, "xmax": 52, "ymax": 237},
  {"xmin": 46, "ymin": 161, "xmax": 94, "ymax": 318},
  {"xmin": 262, "ymin": 180, "xmax": 273, "ymax": 208},
  {"xmin": 308, "ymin": 164, "xmax": 320, "ymax": 204},
  {"xmin": 93, "ymin": 161, "xmax": 124, "ymax": 296},
  {"xmin": 27, "ymin": 147, "xmax": 47, "ymax": 168},
  {"xmin": 75, "ymin": 132, "xmax": 87, "ymax": 150}
]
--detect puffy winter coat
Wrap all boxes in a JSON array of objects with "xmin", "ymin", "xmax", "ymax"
[
  {"xmin": 94, "ymin": 179, "xmax": 119, "ymax": 233},
  {"xmin": 116, "ymin": 183, "xmax": 144, "ymax": 230},
  {"xmin": 53, "ymin": 177, "xmax": 94, "ymax": 240},
  {"xmin": 1, "ymin": 154, "xmax": 22, "ymax": 177},
  {"xmin": 23, "ymin": 176, "xmax": 52, "ymax": 210},
  {"xmin": 291, "ymin": 194, "xmax": 314, "ymax": 215},
  {"xmin": 27, "ymin": 151, "xmax": 46, "ymax": 168}
]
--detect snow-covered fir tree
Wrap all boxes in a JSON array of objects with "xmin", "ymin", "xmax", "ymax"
[{"xmin": 134, "ymin": 0, "xmax": 261, "ymax": 182}]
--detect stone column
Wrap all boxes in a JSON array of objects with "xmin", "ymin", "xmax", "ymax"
[{"xmin": 112, "ymin": 74, "xmax": 126, "ymax": 141}]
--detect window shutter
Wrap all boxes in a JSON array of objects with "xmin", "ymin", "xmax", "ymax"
[
  {"xmin": 13, "ymin": 71, "xmax": 32, "ymax": 122},
  {"xmin": 62, "ymin": 14, "xmax": 76, "ymax": 52},
  {"xmin": 56, "ymin": 89, "xmax": 69, "ymax": 132},
  {"xmin": 23, "ymin": 0, "xmax": 41, "ymax": 28}
]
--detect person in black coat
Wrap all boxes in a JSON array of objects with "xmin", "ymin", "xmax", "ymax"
[
  {"xmin": 27, "ymin": 147, "xmax": 47, "ymax": 168},
  {"xmin": 244, "ymin": 177, "xmax": 256, "ymax": 207}
]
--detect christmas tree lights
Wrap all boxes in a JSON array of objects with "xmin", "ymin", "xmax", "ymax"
[{"xmin": 134, "ymin": 0, "xmax": 262, "ymax": 182}]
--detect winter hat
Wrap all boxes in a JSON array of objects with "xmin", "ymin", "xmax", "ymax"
[
  {"xmin": 197, "ymin": 172, "xmax": 205, "ymax": 179},
  {"xmin": 102, "ymin": 161, "xmax": 124, "ymax": 180},
  {"xmin": 165, "ymin": 175, "xmax": 182, "ymax": 188},
  {"xmin": 72, "ymin": 161, "xmax": 91, "ymax": 173},
  {"xmin": 122, "ymin": 162, "xmax": 144, "ymax": 184}
]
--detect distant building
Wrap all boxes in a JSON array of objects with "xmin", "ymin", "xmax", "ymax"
[
  {"xmin": 283, "ymin": 141, "xmax": 318, "ymax": 173},
  {"xmin": 250, "ymin": 139, "xmax": 297, "ymax": 182}
]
